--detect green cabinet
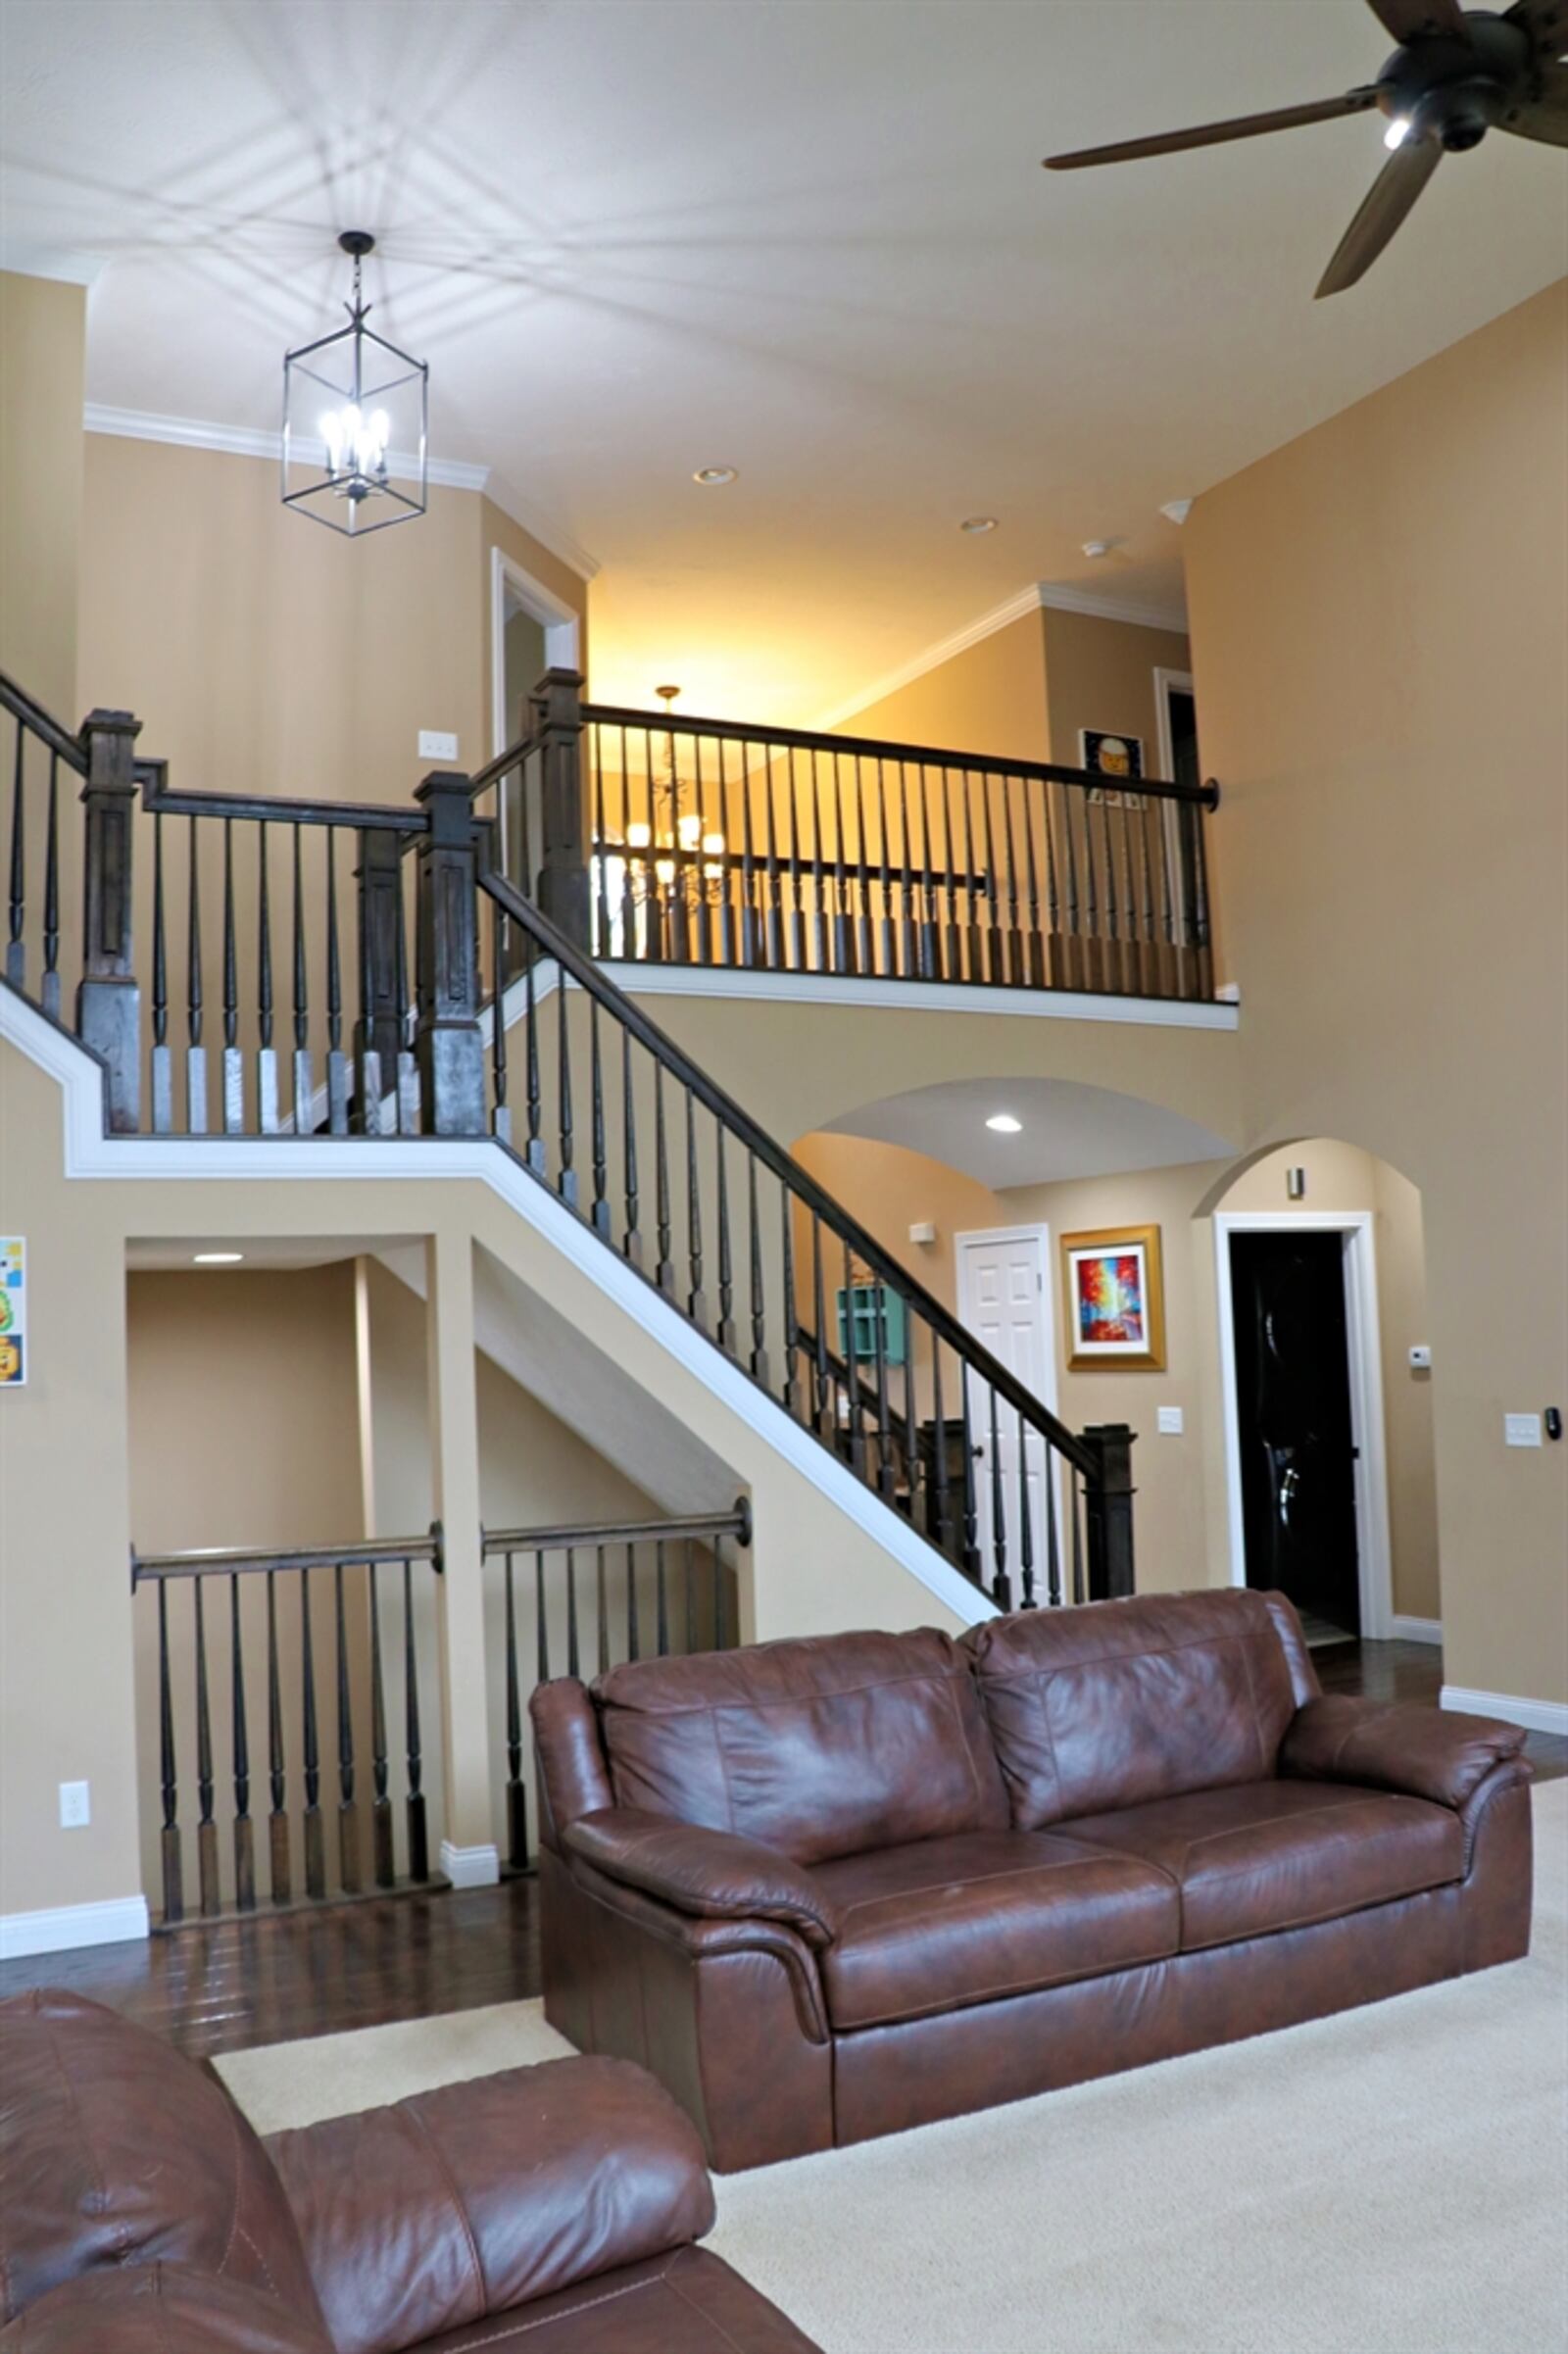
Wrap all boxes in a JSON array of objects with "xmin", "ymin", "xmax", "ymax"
[{"xmin": 836, "ymin": 1282, "xmax": 907, "ymax": 1368}]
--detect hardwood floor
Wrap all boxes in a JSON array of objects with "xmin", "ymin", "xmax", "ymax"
[{"xmin": 3, "ymin": 1639, "xmax": 1559, "ymax": 2063}]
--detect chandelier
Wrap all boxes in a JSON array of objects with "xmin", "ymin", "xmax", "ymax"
[
  {"xmin": 624, "ymin": 687, "xmax": 726, "ymax": 912},
  {"xmin": 281, "ymin": 232, "xmax": 427, "ymax": 536}
]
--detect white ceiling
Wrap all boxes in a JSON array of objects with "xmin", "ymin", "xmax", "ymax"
[
  {"xmin": 4, "ymin": 0, "xmax": 1564, "ymax": 724},
  {"xmin": 823, "ymin": 1075, "xmax": 1236, "ymax": 1189}
]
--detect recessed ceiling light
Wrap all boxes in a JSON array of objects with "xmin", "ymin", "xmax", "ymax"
[
  {"xmin": 959, "ymin": 516, "xmax": 998, "ymax": 534},
  {"xmin": 985, "ymin": 1113, "xmax": 1022, "ymax": 1135},
  {"xmin": 693, "ymin": 466, "xmax": 736, "ymax": 486},
  {"xmin": 192, "ymin": 1251, "xmax": 244, "ymax": 1264}
]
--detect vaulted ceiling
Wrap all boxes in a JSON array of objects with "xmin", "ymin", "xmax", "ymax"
[{"xmin": 4, "ymin": 0, "xmax": 1564, "ymax": 722}]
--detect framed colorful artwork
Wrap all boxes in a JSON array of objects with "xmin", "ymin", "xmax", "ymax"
[
  {"xmin": 1060, "ymin": 1224, "xmax": 1165, "ymax": 1371},
  {"xmin": 1080, "ymin": 728, "xmax": 1147, "ymax": 810}
]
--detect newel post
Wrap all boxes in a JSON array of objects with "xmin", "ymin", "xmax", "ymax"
[
  {"xmin": 534, "ymin": 667, "xmax": 590, "ymax": 949},
  {"xmin": 414, "ymin": 770, "xmax": 486, "ymax": 1136},
  {"xmin": 1081, "ymin": 1424, "xmax": 1137, "ymax": 1600},
  {"xmin": 352, "ymin": 827, "xmax": 406, "ymax": 1131},
  {"xmin": 76, "ymin": 708, "xmax": 143, "ymax": 1133}
]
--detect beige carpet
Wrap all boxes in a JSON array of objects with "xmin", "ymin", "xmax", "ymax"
[{"xmin": 219, "ymin": 1782, "xmax": 1568, "ymax": 2354}]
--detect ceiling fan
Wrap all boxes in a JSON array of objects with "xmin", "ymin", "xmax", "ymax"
[{"xmin": 1044, "ymin": 0, "xmax": 1567, "ymax": 296}]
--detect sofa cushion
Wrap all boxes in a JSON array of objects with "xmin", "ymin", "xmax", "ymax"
[
  {"xmin": 960, "ymin": 1589, "xmax": 1316, "ymax": 1829},
  {"xmin": 1057, "ymin": 1779, "xmax": 1465, "ymax": 1951},
  {"xmin": 808, "ymin": 1830, "xmax": 1181, "ymax": 2030},
  {"xmin": 593, "ymin": 1629, "xmax": 1007, "ymax": 1866}
]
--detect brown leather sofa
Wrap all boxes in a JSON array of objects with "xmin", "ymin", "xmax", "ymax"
[
  {"xmin": 0, "ymin": 1988, "xmax": 818, "ymax": 2352},
  {"xmin": 531, "ymin": 1588, "xmax": 1533, "ymax": 2170}
]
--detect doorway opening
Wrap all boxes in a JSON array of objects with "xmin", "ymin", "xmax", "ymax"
[{"xmin": 489, "ymin": 547, "xmax": 580, "ymax": 758}]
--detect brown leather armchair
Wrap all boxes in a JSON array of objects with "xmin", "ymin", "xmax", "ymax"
[
  {"xmin": 0, "ymin": 1988, "xmax": 818, "ymax": 2353},
  {"xmin": 532, "ymin": 1590, "xmax": 1532, "ymax": 2170}
]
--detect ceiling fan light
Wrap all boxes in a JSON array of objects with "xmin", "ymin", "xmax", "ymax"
[{"xmin": 1384, "ymin": 115, "xmax": 1413, "ymax": 149}]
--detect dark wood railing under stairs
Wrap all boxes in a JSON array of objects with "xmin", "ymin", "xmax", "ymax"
[{"xmin": 3, "ymin": 669, "xmax": 1140, "ymax": 1616}]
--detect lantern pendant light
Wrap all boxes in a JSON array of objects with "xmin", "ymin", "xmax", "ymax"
[{"xmin": 281, "ymin": 232, "xmax": 428, "ymax": 535}]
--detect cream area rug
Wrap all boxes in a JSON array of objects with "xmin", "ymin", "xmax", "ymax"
[{"xmin": 219, "ymin": 1782, "xmax": 1568, "ymax": 2354}]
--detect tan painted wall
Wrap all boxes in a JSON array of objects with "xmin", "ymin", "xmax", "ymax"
[
  {"xmin": 1186, "ymin": 280, "xmax": 1568, "ymax": 1710},
  {"xmin": 0, "ymin": 272, "xmax": 85, "ymax": 716},
  {"xmin": 1039, "ymin": 608, "xmax": 1191, "ymax": 779},
  {"xmin": 832, "ymin": 610, "xmax": 1050, "ymax": 761}
]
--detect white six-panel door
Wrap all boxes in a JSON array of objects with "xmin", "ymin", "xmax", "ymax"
[{"xmin": 955, "ymin": 1226, "xmax": 1058, "ymax": 1598}]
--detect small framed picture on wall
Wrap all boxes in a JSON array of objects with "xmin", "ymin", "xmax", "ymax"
[
  {"xmin": 1060, "ymin": 1224, "xmax": 1165, "ymax": 1371},
  {"xmin": 1080, "ymin": 729, "xmax": 1147, "ymax": 809}
]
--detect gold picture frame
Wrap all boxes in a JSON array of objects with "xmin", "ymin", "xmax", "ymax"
[{"xmin": 1060, "ymin": 1224, "xmax": 1166, "ymax": 1372}]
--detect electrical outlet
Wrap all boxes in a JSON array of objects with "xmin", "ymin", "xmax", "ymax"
[
  {"xmin": 1504, "ymin": 1413, "xmax": 1542, "ymax": 1448},
  {"xmin": 417, "ymin": 729, "xmax": 459, "ymax": 761},
  {"xmin": 59, "ymin": 1781, "xmax": 90, "ymax": 1829},
  {"xmin": 1156, "ymin": 1405, "xmax": 1184, "ymax": 1436}
]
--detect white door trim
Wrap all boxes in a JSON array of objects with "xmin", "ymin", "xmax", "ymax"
[
  {"xmin": 1152, "ymin": 666, "xmax": 1195, "ymax": 784},
  {"xmin": 490, "ymin": 545, "xmax": 581, "ymax": 758},
  {"xmin": 1213, "ymin": 1210, "xmax": 1396, "ymax": 1642}
]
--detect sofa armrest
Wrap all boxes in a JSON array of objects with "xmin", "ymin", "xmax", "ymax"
[
  {"xmin": 264, "ymin": 2055, "xmax": 713, "ymax": 2354},
  {"xmin": 1279, "ymin": 1695, "xmax": 1528, "ymax": 1809},
  {"xmin": 564, "ymin": 1807, "xmax": 841, "ymax": 1950}
]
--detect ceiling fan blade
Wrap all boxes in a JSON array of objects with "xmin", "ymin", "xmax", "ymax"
[
  {"xmin": 1044, "ymin": 89, "xmax": 1380, "ymax": 171},
  {"xmin": 1315, "ymin": 138, "xmax": 1443, "ymax": 296},
  {"xmin": 1363, "ymin": 0, "xmax": 1472, "ymax": 41}
]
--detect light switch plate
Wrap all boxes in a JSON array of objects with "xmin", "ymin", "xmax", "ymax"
[
  {"xmin": 1504, "ymin": 1413, "xmax": 1542, "ymax": 1448},
  {"xmin": 1157, "ymin": 1405, "xmax": 1184, "ymax": 1436},
  {"xmin": 59, "ymin": 1781, "xmax": 90, "ymax": 1829},
  {"xmin": 417, "ymin": 729, "xmax": 459, "ymax": 761}
]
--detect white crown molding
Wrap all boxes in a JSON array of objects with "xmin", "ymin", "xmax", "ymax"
[
  {"xmin": 0, "ymin": 1893, "xmax": 149, "ymax": 1960},
  {"xmin": 815, "ymin": 579, "xmax": 1189, "ymax": 732},
  {"xmin": 484, "ymin": 468, "xmax": 601, "ymax": 582},
  {"xmin": 1442, "ymin": 1684, "xmax": 1568, "ymax": 1738},
  {"xmin": 1, "ymin": 987, "xmax": 995, "ymax": 1636}
]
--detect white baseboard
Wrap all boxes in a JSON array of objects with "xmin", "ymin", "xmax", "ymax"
[
  {"xmin": 1389, "ymin": 1615, "xmax": 1443, "ymax": 1645},
  {"xmin": 1442, "ymin": 1684, "xmax": 1568, "ymax": 1738},
  {"xmin": 0, "ymin": 1893, "xmax": 150, "ymax": 1961},
  {"xmin": 439, "ymin": 1839, "xmax": 501, "ymax": 1889}
]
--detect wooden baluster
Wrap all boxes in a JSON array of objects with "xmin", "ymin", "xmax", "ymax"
[
  {"xmin": 712, "ymin": 1532, "xmax": 726, "ymax": 1651},
  {"xmin": 1020, "ymin": 779, "xmax": 1046, "ymax": 989},
  {"xmin": 1101, "ymin": 795, "xmax": 1120, "ymax": 995},
  {"xmin": 666, "ymin": 728, "xmax": 690, "ymax": 965},
  {"xmin": 1016, "ymin": 1411, "xmax": 1036, "ymax": 1608},
  {"xmin": 1081, "ymin": 793, "xmax": 1102, "ymax": 992},
  {"xmin": 491, "ymin": 892, "xmax": 511, "ymax": 1142},
  {"xmin": 1116, "ymin": 801, "xmax": 1137, "ymax": 995},
  {"xmin": 852, "ymin": 754, "xmax": 873, "ymax": 974},
  {"xmin": 1189, "ymin": 799, "xmax": 1214, "ymax": 1000},
  {"xmin": 221, "ymin": 818, "xmax": 243, "ymax": 1132},
  {"xmin": 621, "ymin": 1028, "xmax": 642, "ymax": 1266},
  {"xmin": 150, "ymin": 812, "xmax": 172, "ymax": 1132},
  {"xmin": 809, "ymin": 750, "xmax": 829, "ymax": 972},
  {"xmin": 535, "ymin": 1548, "xmax": 550, "ymax": 1685},
  {"xmin": 393, "ymin": 844, "xmax": 419, "ymax": 1136},
  {"xmin": 588, "ymin": 999, "xmax": 611, "ymax": 1238},
  {"xmin": 523, "ymin": 937, "xmax": 545, "ymax": 1173},
  {"xmin": 761, "ymin": 740, "xmax": 783, "ymax": 969},
  {"xmin": 1157, "ymin": 795, "xmax": 1178, "ymax": 996},
  {"xmin": 325, "ymin": 831, "xmax": 349, "ymax": 1135},
  {"xmin": 556, "ymin": 963, "xmax": 577, "ymax": 1207},
  {"xmin": 786, "ymin": 746, "xmax": 808, "ymax": 971},
  {"xmin": 978, "ymin": 768, "xmax": 1004, "ymax": 985},
  {"xmin": 593, "ymin": 723, "xmax": 611, "ymax": 956},
  {"xmin": 940, "ymin": 767, "xmax": 961, "ymax": 979},
  {"xmin": 156, "ymin": 1579, "xmax": 183, "ymax": 1925},
  {"xmin": 1071, "ymin": 1469, "xmax": 1086, "ymax": 1606},
  {"xmin": 747, "ymin": 1152, "xmax": 768, "ymax": 1388},
  {"xmin": 369, "ymin": 1562, "xmax": 395, "ymax": 1888},
  {"xmin": 504, "ymin": 1550, "xmax": 526, "ymax": 1871},
  {"xmin": 685, "ymin": 1087, "xmax": 707, "ymax": 1328},
  {"xmin": 656, "ymin": 1541, "xmax": 669, "ymax": 1656},
  {"xmin": 988, "ymin": 1388, "xmax": 1011, "ymax": 1607},
  {"xmin": 230, "ymin": 1575, "xmax": 255, "ymax": 1910},
  {"xmin": 1136, "ymin": 803, "xmax": 1157, "ymax": 996},
  {"xmin": 617, "ymin": 725, "xmax": 638, "ymax": 956},
  {"xmin": 810, "ymin": 1216, "xmax": 833, "ymax": 1438},
  {"xmin": 42, "ymin": 752, "xmax": 61, "ymax": 1019},
  {"xmin": 930, "ymin": 1339, "xmax": 954, "ymax": 1557},
  {"xmin": 564, "ymin": 1545, "xmax": 580, "ymax": 1679},
  {"xmin": 266, "ymin": 1570, "xmax": 290, "ymax": 1902},
  {"xmin": 626, "ymin": 1541, "xmax": 640, "ymax": 1662},
  {"xmin": 1002, "ymin": 779, "xmax": 1026, "ymax": 986},
  {"xmin": 596, "ymin": 1545, "xmax": 610, "ymax": 1675},
  {"xmin": 403, "ymin": 1558, "xmax": 428, "ymax": 1881},
  {"xmin": 1045, "ymin": 1445, "xmax": 1063, "ymax": 1609},
  {"xmin": 714, "ymin": 1127, "xmax": 735, "ymax": 1352},
  {"xmin": 959, "ymin": 767, "xmax": 983, "ymax": 982},
  {"xmin": 902, "ymin": 1306, "xmax": 919, "ymax": 1520},
  {"xmin": 6, "ymin": 719, "xmax": 24, "ymax": 990},
  {"xmin": 642, "ymin": 726, "xmax": 664, "ymax": 961},
  {"xmin": 842, "ymin": 1237, "xmax": 865, "ymax": 1478},
  {"xmin": 876, "ymin": 758, "xmax": 895, "ymax": 977},
  {"xmin": 1039, "ymin": 787, "xmax": 1059, "ymax": 991},
  {"xmin": 194, "ymin": 1575, "xmax": 220, "ymax": 1915},
  {"xmin": 300, "ymin": 1568, "xmax": 325, "ymax": 1898},
  {"xmin": 738, "ymin": 737, "xmax": 759, "ymax": 968},
  {"xmin": 255, "ymin": 821, "xmax": 279, "ymax": 1132},
  {"xmin": 830, "ymin": 751, "xmax": 853, "ymax": 973},
  {"xmin": 896, "ymin": 760, "xmax": 917, "ymax": 977},
  {"xmin": 654, "ymin": 1064, "xmax": 675, "ymax": 1296},
  {"xmin": 872, "ymin": 1270, "xmax": 894, "ymax": 1498},
  {"xmin": 779, "ymin": 1185, "xmax": 799, "ymax": 1417},
  {"xmin": 291, "ymin": 824, "xmax": 314, "ymax": 1132},
  {"xmin": 684, "ymin": 1536, "xmax": 697, "ymax": 1653},
  {"xmin": 334, "ymin": 1563, "xmax": 361, "ymax": 1892}
]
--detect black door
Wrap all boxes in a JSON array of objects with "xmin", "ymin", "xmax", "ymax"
[{"xmin": 1229, "ymin": 1230, "xmax": 1360, "ymax": 1639}]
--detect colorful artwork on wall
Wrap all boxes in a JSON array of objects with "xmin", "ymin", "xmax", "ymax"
[
  {"xmin": 1080, "ymin": 729, "xmax": 1147, "ymax": 810},
  {"xmin": 1061, "ymin": 1224, "xmax": 1165, "ymax": 1371}
]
